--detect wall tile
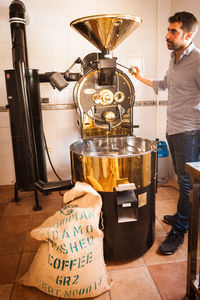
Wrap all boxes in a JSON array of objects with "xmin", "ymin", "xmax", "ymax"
[
  {"xmin": 0, "ymin": 157, "xmax": 15, "ymax": 185},
  {"xmin": 133, "ymin": 106, "xmax": 157, "ymax": 140}
]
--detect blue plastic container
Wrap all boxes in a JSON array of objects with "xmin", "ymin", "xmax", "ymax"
[
  {"xmin": 157, "ymin": 141, "xmax": 169, "ymax": 158},
  {"xmin": 156, "ymin": 140, "xmax": 169, "ymax": 184}
]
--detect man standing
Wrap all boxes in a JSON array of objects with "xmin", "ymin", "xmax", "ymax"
[{"xmin": 130, "ymin": 11, "xmax": 200, "ymax": 255}]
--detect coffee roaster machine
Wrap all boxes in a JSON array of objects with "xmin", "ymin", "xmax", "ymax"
[{"xmin": 5, "ymin": 0, "xmax": 157, "ymax": 260}]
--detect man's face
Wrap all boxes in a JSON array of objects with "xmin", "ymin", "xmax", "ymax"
[{"xmin": 165, "ymin": 22, "xmax": 187, "ymax": 51}]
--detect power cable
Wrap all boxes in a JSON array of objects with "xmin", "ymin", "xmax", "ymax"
[{"xmin": 42, "ymin": 130, "xmax": 64, "ymax": 181}]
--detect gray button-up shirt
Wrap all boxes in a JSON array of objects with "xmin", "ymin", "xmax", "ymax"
[{"xmin": 153, "ymin": 43, "xmax": 200, "ymax": 135}]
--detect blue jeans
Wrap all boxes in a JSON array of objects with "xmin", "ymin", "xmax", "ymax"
[{"xmin": 166, "ymin": 130, "xmax": 200, "ymax": 232}]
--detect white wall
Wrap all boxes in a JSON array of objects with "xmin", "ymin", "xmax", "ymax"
[{"xmin": 1, "ymin": 0, "xmax": 198, "ymax": 185}]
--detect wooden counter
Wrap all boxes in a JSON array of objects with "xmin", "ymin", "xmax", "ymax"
[{"xmin": 185, "ymin": 162, "xmax": 200, "ymax": 299}]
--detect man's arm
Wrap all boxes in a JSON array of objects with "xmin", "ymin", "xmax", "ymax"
[{"xmin": 129, "ymin": 66, "xmax": 153, "ymax": 87}]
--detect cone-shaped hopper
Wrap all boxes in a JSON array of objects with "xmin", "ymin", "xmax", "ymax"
[{"xmin": 70, "ymin": 14, "xmax": 142, "ymax": 52}]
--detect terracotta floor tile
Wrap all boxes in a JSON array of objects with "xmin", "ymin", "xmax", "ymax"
[
  {"xmin": 157, "ymin": 181, "xmax": 179, "ymax": 202},
  {"xmin": 106, "ymin": 256, "xmax": 145, "ymax": 271},
  {"xmin": 143, "ymin": 236, "xmax": 186, "ymax": 265},
  {"xmin": 166, "ymin": 178, "xmax": 178, "ymax": 186},
  {"xmin": 39, "ymin": 190, "xmax": 63, "ymax": 200},
  {"xmin": 80, "ymin": 291, "xmax": 111, "ymax": 300},
  {"xmin": 13, "ymin": 191, "xmax": 34, "ymax": 202},
  {"xmin": 0, "ymin": 185, "xmax": 15, "ymax": 204},
  {"xmin": 148, "ymin": 261, "xmax": 187, "ymax": 300},
  {"xmin": 0, "ymin": 232, "xmax": 26, "ymax": 255},
  {"xmin": 38, "ymin": 191, "xmax": 63, "ymax": 206},
  {"xmin": 23, "ymin": 212, "xmax": 54, "ymax": 251},
  {"xmin": 93, "ymin": 292, "xmax": 111, "ymax": 299},
  {"xmin": 0, "ymin": 283, "xmax": 13, "ymax": 298},
  {"xmin": 16, "ymin": 252, "xmax": 36, "ymax": 280},
  {"xmin": 11, "ymin": 283, "xmax": 60, "ymax": 300},
  {"xmin": 108, "ymin": 266, "xmax": 162, "ymax": 300},
  {"xmin": 30, "ymin": 195, "xmax": 62, "ymax": 215},
  {"xmin": 0, "ymin": 204, "xmax": 7, "ymax": 217},
  {"xmin": 156, "ymin": 199, "xmax": 178, "ymax": 219},
  {"xmin": 155, "ymin": 218, "xmax": 167, "ymax": 238},
  {"xmin": 4, "ymin": 195, "xmax": 36, "ymax": 216},
  {"xmin": 0, "ymin": 295, "xmax": 10, "ymax": 300},
  {"xmin": 28, "ymin": 213, "xmax": 54, "ymax": 230},
  {"xmin": 164, "ymin": 187, "xmax": 179, "ymax": 200},
  {"xmin": 3, "ymin": 190, "xmax": 63, "ymax": 217},
  {"xmin": 0, "ymin": 254, "xmax": 20, "ymax": 284},
  {"xmin": 156, "ymin": 187, "xmax": 172, "ymax": 201},
  {"xmin": 160, "ymin": 178, "xmax": 179, "ymax": 190},
  {"xmin": 23, "ymin": 232, "xmax": 42, "ymax": 252},
  {"xmin": 0, "ymin": 215, "xmax": 30, "ymax": 233}
]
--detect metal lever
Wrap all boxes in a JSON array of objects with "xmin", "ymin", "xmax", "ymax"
[
  {"xmin": 64, "ymin": 57, "xmax": 83, "ymax": 76},
  {"xmin": 116, "ymin": 63, "xmax": 136, "ymax": 75}
]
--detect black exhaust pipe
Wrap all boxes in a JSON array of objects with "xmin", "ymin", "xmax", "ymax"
[
  {"xmin": 6, "ymin": 0, "xmax": 40, "ymax": 191},
  {"xmin": 5, "ymin": 1, "xmax": 73, "ymax": 210},
  {"xmin": 9, "ymin": 0, "xmax": 29, "ymax": 67}
]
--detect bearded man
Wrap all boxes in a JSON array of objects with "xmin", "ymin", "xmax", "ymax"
[{"xmin": 130, "ymin": 11, "xmax": 200, "ymax": 255}]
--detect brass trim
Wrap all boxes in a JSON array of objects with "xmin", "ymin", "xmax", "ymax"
[
  {"xmin": 71, "ymin": 14, "xmax": 142, "ymax": 24},
  {"xmin": 70, "ymin": 14, "xmax": 142, "ymax": 52}
]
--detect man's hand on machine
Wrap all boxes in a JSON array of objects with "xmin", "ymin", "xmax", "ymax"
[
  {"xmin": 129, "ymin": 66, "xmax": 153, "ymax": 87},
  {"xmin": 129, "ymin": 66, "xmax": 140, "ymax": 79}
]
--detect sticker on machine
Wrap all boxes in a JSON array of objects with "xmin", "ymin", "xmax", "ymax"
[
  {"xmin": 84, "ymin": 88, "xmax": 96, "ymax": 94},
  {"xmin": 138, "ymin": 192, "xmax": 147, "ymax": 207}
]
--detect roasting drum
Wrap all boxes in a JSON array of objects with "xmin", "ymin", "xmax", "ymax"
[
  {"xmin": 70, "ymin": 136, "xmax": 157, "ymax": 260},
  {"xmin": 70, "ymin": 136, "xmax": 156, "ymax": 192}
]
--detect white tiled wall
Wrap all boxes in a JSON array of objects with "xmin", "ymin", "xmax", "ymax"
[
  {"xmin": 42, "ymin": 109, "xmax": 80, "ymax": 181},
  {"xmin": 0, "ymin": 0, "xmax": 199, "ymax": 185}
]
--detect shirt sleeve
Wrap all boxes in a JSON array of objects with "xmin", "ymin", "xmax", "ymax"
[{"xmin": 152, "ymin": 74, "xmax": 168, "ymax": 95}]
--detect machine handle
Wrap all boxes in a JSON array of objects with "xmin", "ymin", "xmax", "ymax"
[{"xmin": 114, "ymin": 188, "xmax": 138, "ymax": 223}]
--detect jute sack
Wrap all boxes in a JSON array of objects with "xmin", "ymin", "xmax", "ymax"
[{"xmin": 19, "ymin": 182, "xmax": 111, "ymax": 298}]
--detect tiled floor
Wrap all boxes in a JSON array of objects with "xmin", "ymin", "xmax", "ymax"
[{"xmin": 0, "ymin": 179, "xmax": 198, "ymax": 300}]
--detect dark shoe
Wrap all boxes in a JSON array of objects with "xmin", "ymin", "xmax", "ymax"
[
  {"xmin": 163, "ymin": 213, "xmax": 178, "ymax": 226},
  {"xmin": 158, "ymin": 228, "xmax": 185, "ymax": 255}
]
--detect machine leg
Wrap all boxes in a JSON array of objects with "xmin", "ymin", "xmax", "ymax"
[
  {"xmin": 12, "ymin": 182, "xmax": 21, "ymax": 202},
  {"xmin": 11, "ymin": 183, "xmax": 43, "ymax": 211},
  {"xmin": 33, "ymin": 190, "xmax": 42, "ymax": 211}
]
